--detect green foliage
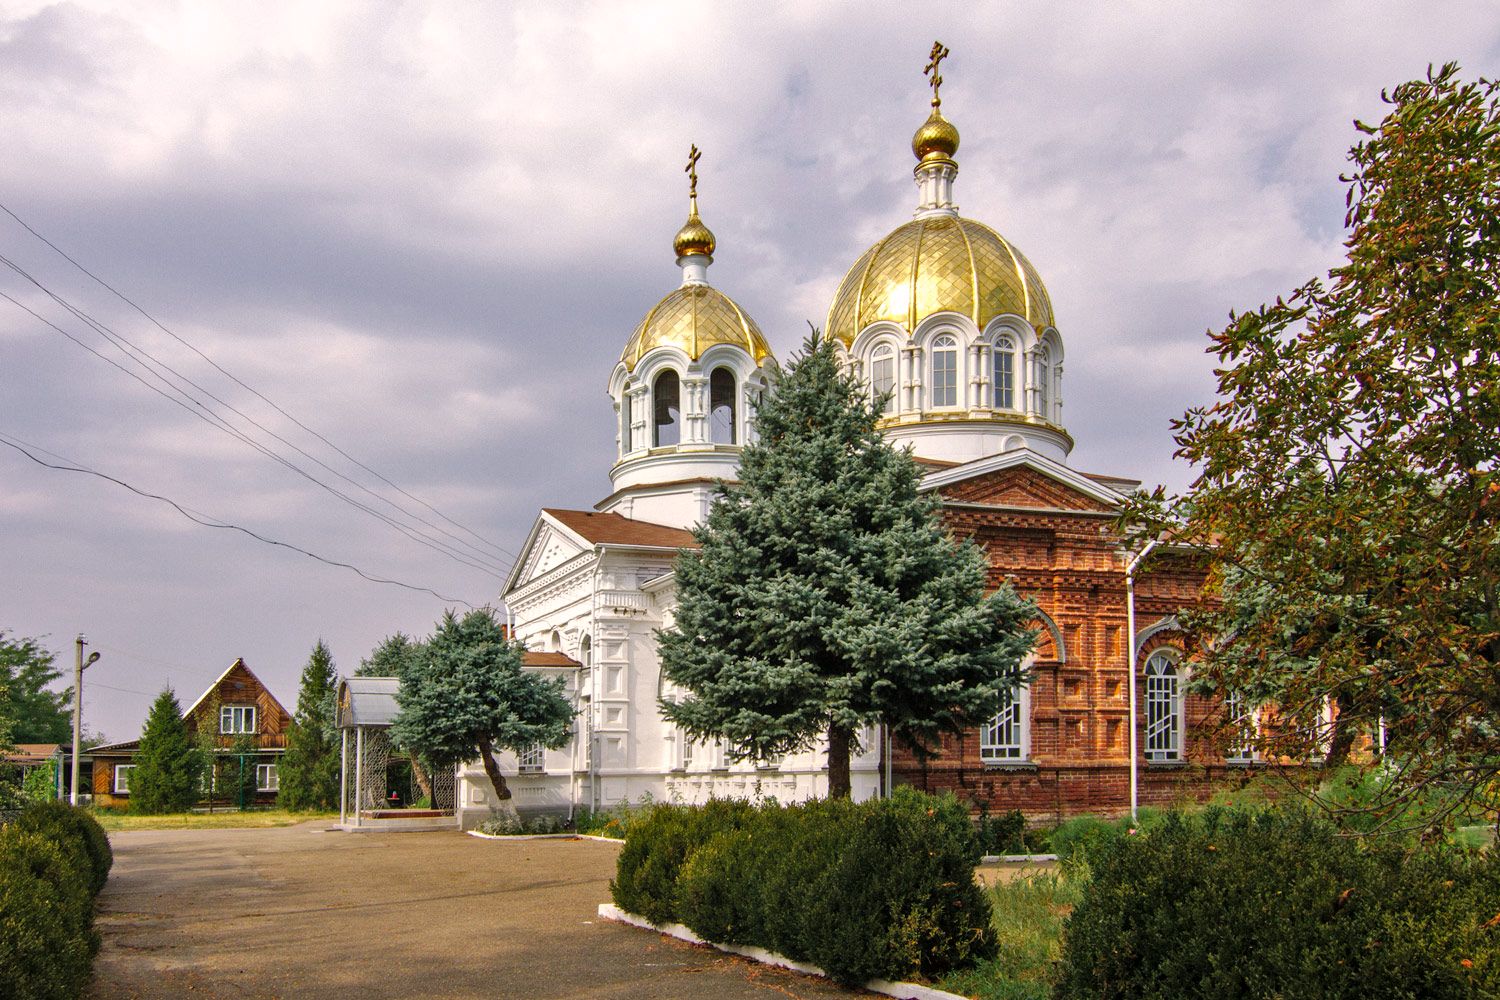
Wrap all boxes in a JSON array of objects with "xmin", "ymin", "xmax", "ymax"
[
  {"xmin": 225, "ymin": 734, "xmax": 258, "ymax": 809},
  {"xmin": 938, "ymin": 868, "xmax": 1081, "ymax": 1000},
  {"xmin": 278, "ymin": 640, "xmax": 341, "ymax": 811},
  {"xmin": 21, "ymin": 760, "xmax": 57, "ymax": 803},
  {"xmin": 1122, "ymin": 64, "xmax": 1500, "ymax": 830},
  {"xmin": 477, "ymin": 813, "xmax": 567, "ymax": 835},
  {"xmin": 391, "ymin": 609, "xmax": 574, "ymax": 774},
  {"xmin": 130, "ymin": 689, "xmax": 203, "ymax": 814},
  {"xmin": 573, "ymin": 803, "xmax": 646, "ymax": 839},
  {"xmin": 1056, "ymin": 808, "xmax": 1500, "ymax": 999},
  {"xmin": 974, "ymin": 804, "xmax": 1028, "ymax": 855},
  {"xmin": 0, "ymin": 802, "xmax": 111, "ymax": 999},
  {"xmin": 357, "ymin": 632, "xmax": 423, "ymax": 678},
  {"xmin": 660, "ymin": 332, "xmax": 1037, "ymax": 796},
  {"xmin": 0, "ymin": 630, "xmax": 72, "ymax": 744},
  {"xmin": 613, "ymin": 789, "xmax": 995, "ymax": 986}
]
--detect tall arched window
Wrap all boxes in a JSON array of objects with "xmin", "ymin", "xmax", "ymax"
[
  {"xmin": 870, "ymin": 345, "xmax": 896, "ymax": 415},
  {"xmin": 1036, "ymin": 345, "xmax": 1052, "ymax": 417},
  {"xmin": 1144, "ymin": 652, "xmax": 1182, "ymax": 762},
  {"xmin": 653, "ymin": 370, "xmax": 680, "ymax": 446},
  {"xmin": 931, "ymin": 334, "xmax": 958, "ymax": 408},
  {"xmin": 981, "ymin": 681, "xmax": 1028, "ymax": 761},
  {"xmin": 621, "ymin": 390, "xmax": 633, "ymax": 453},
  {"xmin": 579, "ymin": 635, "xmax": 592, "ymax": 671},
  {"xmin": 709, "ymin": 367, "xmax": 736, "ymax": 444},
  {"xmin": 992, "ymin": 335, "xmax": 1016, "ymax": 409}
]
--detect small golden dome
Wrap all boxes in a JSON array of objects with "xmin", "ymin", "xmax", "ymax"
[
  {"xmin": 621, "ymin": 283, "xmax": 772, "ymax": 372},
  {"xmin": 672, "ymin": 210, "xmax": 716, "ymax": 258},
  {"xmin": 912, "ymin": 110, "xmax": 960, "ymax": 163},
  {"xmin": 825, "ymin": 215, "xmax": 1054, "ymax": 347}
]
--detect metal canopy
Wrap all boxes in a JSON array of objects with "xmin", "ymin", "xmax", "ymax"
[{"xmin": 336, "ymin": 677, "xmax": 400, "ymax": 730}]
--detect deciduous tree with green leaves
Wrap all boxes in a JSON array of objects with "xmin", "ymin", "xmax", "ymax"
[
  {"xmin": 1124, "ymin": 65, "xmax": 1500, "ymax": 834},
  {"xmin": 131, "ymin": 689, "xmax": 203, "ymax": 814},
  {"xmin": 0, "ymin": 630, "xmax": 71, "ymax": 744},
  {"xmin": 390, "ymin": 610, "xmax": 573, "ymax": 820},
  {"xmin": 278, "ymin": 640, "xmax": 340, "ymax": 811},
  {"xmin": 659, "ymin": 331, "xmax": 1037, "ymax": 798}
]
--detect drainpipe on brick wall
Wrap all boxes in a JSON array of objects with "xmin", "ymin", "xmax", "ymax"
[{"xmin": 1125, "ymin": 538, "xmax": 1159, "ymax": 823}]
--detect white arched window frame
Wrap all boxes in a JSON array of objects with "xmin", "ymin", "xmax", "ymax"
[
  {"xmin": 709, "ymin": 367, "xmax": 737, "ymax": 444},
  {"xmin": 1144, "ymin": 652, "xmax": 1183, "ymax": 762},
  {"xmin": 992, "ymin": 335, "xmax": 1017, "ymax": 410},
  {"xmin": 652, "ymin": 370, "xmax": 681, "ymax": 447},
  {"xmin": 1036, "ymin": 345, "xmax": 1052, "ymax": 419},
  {"xmin": 620, "ymin": 387, "xmax": 633, "ymax": 454},
  {"xmin": 870, "ymin": 344, "xmax": 897, "ymax": 415},
  {"xmin": 980, "ymin": 680, "xmax": 1030, "ymax": 762},
  {"xmin": 930, "ymin": 334, "xmax": 959, "ymax": 408},
  {"xmin": 1224, "ymin": 690, "xmax": 1255, "ymax": 764}
]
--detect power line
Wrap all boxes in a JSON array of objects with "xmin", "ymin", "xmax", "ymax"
[
  {"xmin": 0, "ymin": 280, "xmax": 510, "ymax": 580},
  {"xmin": 0, "ymin": 199, "xmax": 516, "ymax": 566},
  {"xmin": 0, "ymin": 431, "xmax": 477, "ymax": 608}
]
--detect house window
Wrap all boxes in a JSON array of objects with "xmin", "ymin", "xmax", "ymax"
[
  {"xmin": 981, "ymin": 683, "xmax": 1028, "ymax": 762},
  {"xmin": 220, "ymin": 705, "xmax": 256, "ymax": 734},
  {"xmin": 992, "ymin": 336, "xmax": 1015, "ymax": 409},
  {"xmin": 113, "ymin": 764, "xmax": 134, "ymax": 794},
  {"xmin": 256, "ymin": 763, "xmax": 279, "ymax": 792},
  {"xmin": 653, "ymin": 370, "xmax": 681, "ymax": 446},
  {"xmin": 709, "ymin": 367, "xmax": 736, "ymax": 444},
  {"xmin": 1225, "ymin": 691, "xmax": 1255, "ymax": 763},
  {"xmin": 870, "ymin": 345, "xmax": 896, "ymax": 414},
  {"xmin": 1144, "ymin": 652, "xmax": 1182, "ymax": 761},
  {"xmin": 931, "ymin": 335, "xmax": 958, "ymax": 407},
  {"xmin": 517, "ymin": 744, "xmax": 544, "ymax": 773}
]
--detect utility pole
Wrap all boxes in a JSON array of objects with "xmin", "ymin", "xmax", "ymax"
[{"xmin": 70, "ymin": 635, "xmax": 101, "ymax": 806}]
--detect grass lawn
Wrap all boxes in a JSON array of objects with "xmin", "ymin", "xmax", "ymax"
[
  {"xmin": 92, "ymin": 809, "xmax": 337, "ymax": 832},
  {"xmin": 939, "ymin": 864, "xmax": 1080, "ymax": 1000}
]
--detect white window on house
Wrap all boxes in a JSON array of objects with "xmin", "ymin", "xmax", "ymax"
[
  {"xmin": 517, "ymin": 744, "xmax": 544, "ymax": 773},
  {"xmin": 220, "ymin": 705, "xmax": 256, "ymax": 734},
  {"xmin": 256, "ymin": 763, "xmax": 279, "ymax": 792},
  {"xmin": 981, "ymin": 683, "xmax": 1029, "ymax": 762},
  {"xmin": 1145, "ymin": 652, "xmax": 1183, "ymax": 762},
  {"xmin": 709, "ymin": 367, "xmax": 737, "ymax": 444},
  {"xmin": 1036, "ymin": 345, "xmax": 1052, "ymax": 417},
  {"xmin": 1225, "ymin": 691, "xmax": 1256, "ymax": 763},
  {"xmin": 992, "ymin": 336, "xmax": 1016, "ymax": 409},
  {"xmin": 114, "ymin": 764, "xmax": 134, "ymax": 794},
  {"xmin": 931, "ymin": 334, "xmax": 959, "ymax": 408},
  {"xmin": 871, "ymin": 345, "xmax": 896, "ymax": 414}
]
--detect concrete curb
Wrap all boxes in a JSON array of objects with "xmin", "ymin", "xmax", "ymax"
[
  {"xmin": 465, "ymin": 831, "xmax": 626, "ymax": 843},
  {"xmin": 597, "ymin": 903, "xmax": 969, "ymax": 1000},
  {"xmin": 980, "ymin": 853, "xmax": 1058, "ymax": 863}
]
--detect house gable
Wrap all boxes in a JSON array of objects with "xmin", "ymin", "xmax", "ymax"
[{"xmin": 183, "ymin": 658, "xmax": 293, "ymax": 751}]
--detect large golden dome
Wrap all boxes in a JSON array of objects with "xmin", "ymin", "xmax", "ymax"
[
  {"xmin": 621, "ymin": 283, "xmax": 772, "ymax": 372},
  {"xmin": 825, "ymin": 214, "xmax": 1054, "ymax": 347}
]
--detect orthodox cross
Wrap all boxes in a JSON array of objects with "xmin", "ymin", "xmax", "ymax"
[
  {"xmin": 686, "ymin": 144, "xmax": 702, "ymax": 210},
  {"xmin": 925, "ymin": 41, "xmax": 950, "ymax": 110}
]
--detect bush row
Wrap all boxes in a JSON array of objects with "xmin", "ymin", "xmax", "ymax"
[
  {"xmin": 1057, "ymin": 808, "xmax": 1500, "ymax": 999},
  {"xmin": 610, "ymin": 788, "xmax": 995, "ymax": 986},
  {"xmin": 0, "ymin": 801, "xmax": 113, "ymax": 1000}
]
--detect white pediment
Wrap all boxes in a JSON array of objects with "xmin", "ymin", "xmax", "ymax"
[{"xmin": 506, "ymin": 515, "xmax": 591, "ymax": 595}]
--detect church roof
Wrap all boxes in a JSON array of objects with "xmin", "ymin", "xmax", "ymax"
[
  {"xmin": 541, "ymin": 508, "xmax": 698, "ymax": 549},
  {"xmin": 522, "ymin": 651, "xmax": 583, "ymax": 668}
]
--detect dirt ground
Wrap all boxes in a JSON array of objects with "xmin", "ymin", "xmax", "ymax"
[{"xmin": 87, "ymin": 823, "xmax": 866, "ymax": 1000}]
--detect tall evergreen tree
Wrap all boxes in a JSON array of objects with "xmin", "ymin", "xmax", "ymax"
[
  {"xmin": 659, "ymin": 332, "xmax": 1037, "ymax": 797},
  {"xmin": 278, "ymin": 640, "xmax": 341, "ymax": 811},
  {"xmin": 131, "ymin": 689, "xmax": 203, "ymax": 814},
  {"xmin": 391, "ymin": 609, "xmax": 573, "ymax": 820},
  {"xmin": 358, "ymin": 633, "xmax": 435, "ymax": 802}
]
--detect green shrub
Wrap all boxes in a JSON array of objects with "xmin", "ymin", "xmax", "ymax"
[
  {"xmin": 610, "ymin": 799, "xmax": 756, "ymax": 926},
  {"xmin": 1056, "ymin": 808, "xmax": 1500, "ymax": 999},
  {"xmin": 0, "ymin": 824, "xmax": 99, "ymax": 1000},
  {"xmin": 939, "ymin": 867, "xmax": 1081, "ymax": 1000},
  {"xmin": 9, "ymin": 800, "xmax": 113, "ymax": 895},
  {"xmin": 975, "ymin": 804, "xmax": 1028, "ymax": 855}
]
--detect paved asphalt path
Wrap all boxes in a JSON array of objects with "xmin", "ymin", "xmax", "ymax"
[{"xmin": 87, "ymin": 823, "xmax": 868, "ymax": 999}]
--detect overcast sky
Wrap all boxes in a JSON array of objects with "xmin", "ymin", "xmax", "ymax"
[{"xmin": 3, "ymin": 2, "xmax": 1497, "ymax": 742}]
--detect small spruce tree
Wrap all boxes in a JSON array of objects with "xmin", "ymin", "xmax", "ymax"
[
  {"xmin": 131, "ymin": 689, "xmax": 203, "ymax": 814},
  {"xmin": 278, "ymin": 639, "xmax": 340, "ymax": 811},
  {"xmin": 660, "ymin": 331, "xmax": 1038, "ymax": 797}
]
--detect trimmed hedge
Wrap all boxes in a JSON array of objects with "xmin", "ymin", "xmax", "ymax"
[
  {"xmin": 1056, "ymin": 808, "xmax": 1500, "ymax": 999},
  {"xmin": 610, "ymin": 789, "xmax": 994, "ymax": 986},
  {"xmin": 0, "ymin": 802, "xmax": 111, "ymax": 1000}
]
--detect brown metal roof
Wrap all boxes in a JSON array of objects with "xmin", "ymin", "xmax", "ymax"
[
  {"xmin": 3, "ymin": 743, "xmax": 60, "ymax": 764},
  {"xmin": 521, "ymin": 651, "xmax": 583, "ymax": 668},
  {"xmin": 543, "ymin": 508, "xmax": 698, "ymax": 549}
]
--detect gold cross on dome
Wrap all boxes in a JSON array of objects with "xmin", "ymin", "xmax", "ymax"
[
  {"xmin": 925, "ymin": 41, "xmax": 950, "ymax": 110},
  {"xmin": 686, "ymin": 144, "xmax": 702, "ymax": 203}
]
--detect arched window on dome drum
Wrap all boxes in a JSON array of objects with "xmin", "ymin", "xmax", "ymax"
[
  {"xmin": 992, "ymin": 336, "xmax": 1016, "ymax": 409},
  {"xmin": 653, "ymin": 370, "xmax": 680, "ymax": 447},
  {"xmin": 709, "ymin": 367, "xmax": 736, "ymax": 444},
  {"xmin": 1145, "ymin": 652, "xmax": 1183, "ymax": 762},
  {"xmin": 931, "ymin": 334, "xmax": 958, "ymax": 408},
  {"xmin": 871, "ymin": 345, "xmax": 896, "ymax": 415},
  {"xmin": 621, "ymin": 390, "xmax": 633, "ymax": 453},
  {"xmin": 1036, "ymin": 345, "xmax": 1052, "ymax": 418}
]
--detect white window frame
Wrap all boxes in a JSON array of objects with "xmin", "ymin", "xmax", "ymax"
[
  {"xmin": 870, "ymin": 345, "xmax": 897, "ymax": 415},
  {"xmin": 992, "ymin": 336, "xmax": 1016, "ymax": 410},
  {"xmin": 980, "ymin": 682, "xmax": 1029, "ymax": 762},
  {"xmin": 256, "ymin": 763, "xmax": 279, "ymax": 792},
  {"xmin": 220, "ymin": 705, "xmax": 256, "ymax": 735},
  {"xmin": 1036, "ymin": 345, "xmax": 1052, "ymax": 418},
  {"xmin": 930, "ymin": 334, "xmax": 959, "ymax": 408},
  {"xmin": 1144, "ymin": 652, "xmax": 1183, "ymax": 762},
  {"xmin": 679, "ymin": 732, "xmax": 695, "ymax": 770},
  {"xmin": 516, "ymin": 744, "xmax": 544, "ymax": 774},
  {"xmin": 1224, "ymin": 691, "xmax": 1256, "ymax": 763},
  {"xmin": 114, "ymin": 763, "xmax": 134, "ymax": 794}
]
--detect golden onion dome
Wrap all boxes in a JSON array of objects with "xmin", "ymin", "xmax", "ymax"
[
  {"xmin": 912, "ymin": 109, "xmax": 960, "ymax": 163},
  {"xmin": 672, "ymin": 210, "xmax": 716, "ymax": 258},
  {"xmin": 621, "ymin": 283, "xmax": 772, "ymax": 372},
  {"xmin": 825, "ymin": 214, "xmax": 1055, "ymax": 347}
]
